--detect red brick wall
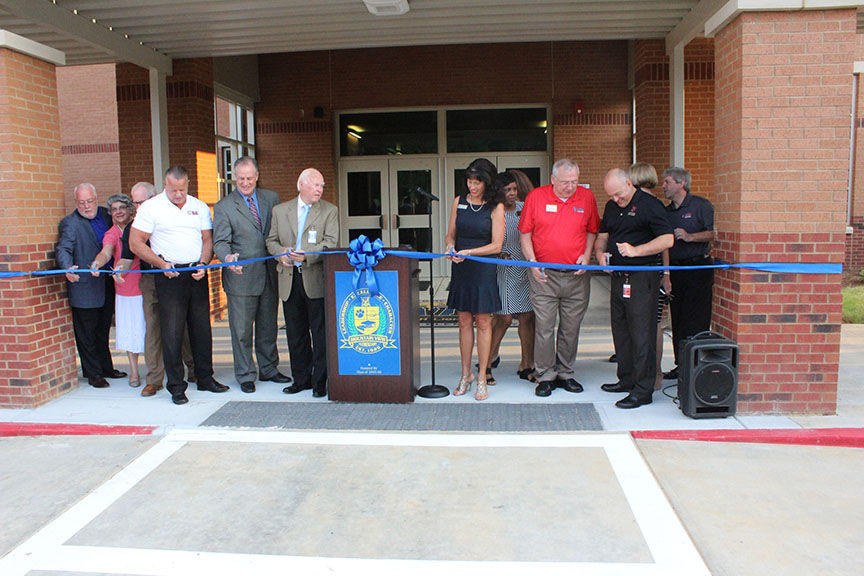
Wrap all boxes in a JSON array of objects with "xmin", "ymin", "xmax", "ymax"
[
  {"xmin": 633, "ymin": 38, "xmax": 716, "ymax": 199},
  {"xmin": 684, "ymin": 39, "xmax": 715, "ymax": 201},
  {"xmin": 255, "ymin": 41, "xmax": 633, "ymax": 204},
  {"xmin": 57, "ymin": 64, "xmax": 121, "ymax": 211},
  {"xmin": 713, "ymin": 9, "xmax": 854, "ymax": 414},
  {"xmin": 634, "ymin": 39, "xmax": 670, "ymax": 179},
  {"xmin": 0, "ymin": 49, "xmax": 75, "ymax": 408}
]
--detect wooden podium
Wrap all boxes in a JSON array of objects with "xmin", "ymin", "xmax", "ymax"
[{"xmin": 324, "ymin": 250, "xmax": 420, "ymax": 402}]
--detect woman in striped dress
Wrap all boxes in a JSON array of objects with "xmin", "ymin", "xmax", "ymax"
[{"xmin": 488, "ymin": 170, "xmax": 536, "ymax": 384}]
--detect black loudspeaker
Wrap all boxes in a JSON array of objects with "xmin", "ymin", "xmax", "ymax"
[{"xmin": 678, "ymin": 331, "xmax": 738, "ymax": 419}]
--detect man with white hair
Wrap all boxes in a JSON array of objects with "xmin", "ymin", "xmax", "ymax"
[
  {"xmin": 56, "ymin": 183, "xmax": 127, "ymax": 388},
  {"xmin": 267, "ymin": 168, "xmax": 339, "ymax": 397}
]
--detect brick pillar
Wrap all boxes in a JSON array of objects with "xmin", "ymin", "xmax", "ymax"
[
  {"xmin": 684, "ymin": 39, "xmax": 715, "ymax": 198},
  {"xmin": 713, "ymin": 9, "xmax": 855, "ymax": 414},
  {"xmin": 116, "ymin": 58, "xmax": 226, "ymax": 318},
  {"xmin": 0, "ymin": 48, "xmax": 76, "ymax": 408},
  {"xmin": 633, "ymin": 39, "xmax": 670, "ymax": 173}
]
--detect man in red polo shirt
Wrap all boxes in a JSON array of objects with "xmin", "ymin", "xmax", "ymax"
[{"xmin": 519, "ymin": 159, "xmax": 601, "ymax": 397}]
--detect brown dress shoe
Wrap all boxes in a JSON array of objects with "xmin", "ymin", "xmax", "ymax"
[{"xmin": 141, "ymin": 383, "xmax": 163, "ymax": 397}]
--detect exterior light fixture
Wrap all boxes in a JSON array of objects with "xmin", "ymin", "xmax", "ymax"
[{"xmin": 363, "ymin": 0, "xmax": 409, "ymax": 16}]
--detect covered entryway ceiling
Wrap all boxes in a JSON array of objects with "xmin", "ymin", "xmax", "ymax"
[{"xmin": 0, "ymin": 0, "xmax": 706, "ymax": 68}]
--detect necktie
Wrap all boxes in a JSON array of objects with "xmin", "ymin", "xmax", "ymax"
[
  {"xmin": 248, "ymin": 197, "xmax": 262, "ymax": 229},
  {"xmin": 295, "ymin": 203, "xmax": 309, "ymax": 266}
]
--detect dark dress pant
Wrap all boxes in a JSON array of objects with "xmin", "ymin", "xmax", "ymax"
[
  {"xmin": 72, "ymin": 281, "xmax": 116, "ymax": 378},
  {"xmin": 669, "ymin": 265, "xmax": 714, "ymax": 366},
  {"xmin": 282, "ymin": 271, "xmax": 327, "ymax": 393},
  {"xmin": 155, "ymin": 270, "xmax": 214, "ymax": 395},
  {"xmin": 610, "ymin": 270, "xmax": 659, "ymax": 400}
]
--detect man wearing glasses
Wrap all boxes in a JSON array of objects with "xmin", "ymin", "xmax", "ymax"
[
  {"xmin": 518, "ymin": 159, "xmax": 601, "ymax": 397},
  {"xmin": 56, "ymin": 183, "xmax": 127, "ymax": 388}
]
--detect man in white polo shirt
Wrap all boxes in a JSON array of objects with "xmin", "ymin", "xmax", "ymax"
[{"xmin": 130, "ymin": 165, "xmax": 229, "ymax": 405}]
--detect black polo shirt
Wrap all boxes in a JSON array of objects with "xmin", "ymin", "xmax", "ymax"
[
  {"xmin": 600, "ymin": 189, "xmax": 673, "ymax": 266},
  {"xmin": 665, "ymin": 193, "xmax": 714, "ymax": 262}
]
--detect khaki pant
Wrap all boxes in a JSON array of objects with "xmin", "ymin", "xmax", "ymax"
[{"xmin": 529, "ymin": 269, "xmax": 591, "ymax": 382}]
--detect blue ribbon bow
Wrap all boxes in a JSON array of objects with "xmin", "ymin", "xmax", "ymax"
[{"xmin": 347, "ymin": 235, "xmax": 386, "ymax": 295}]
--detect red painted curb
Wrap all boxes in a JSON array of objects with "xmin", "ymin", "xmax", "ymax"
[
  {"xmin": 632, "ymin": 428, "xmax": 864, "ymax": 448},
  {"xmin": 0, "ymin": 422, "xmax": 157, "ymax": 437}
]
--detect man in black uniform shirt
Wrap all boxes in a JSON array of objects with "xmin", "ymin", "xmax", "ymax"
[
  {"xmin": 595, "ymin": 169, "xmax": 674, "ymax": 409},
  {"xmin": 660, "ymin": 167, "xmax": 715, "ymax": 380}
]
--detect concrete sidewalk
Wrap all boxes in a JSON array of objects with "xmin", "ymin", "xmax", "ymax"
[{"xmin": 0, "ymin": 275, "xmax": 862, "ymax": 576}]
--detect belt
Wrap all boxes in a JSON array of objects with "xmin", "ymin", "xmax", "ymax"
[{"xmin": 670, "ymin": 255, "xmax": 711, "ymax": 266}]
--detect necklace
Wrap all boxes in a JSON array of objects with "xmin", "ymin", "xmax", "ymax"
[{"xmin": 468, "ymin": 200, "xmax": 483, "ymax": 212}]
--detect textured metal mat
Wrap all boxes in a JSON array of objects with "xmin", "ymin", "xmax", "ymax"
[{"xmin": 202, "ymin": 401, "xmax": 603, "ymax": 432}]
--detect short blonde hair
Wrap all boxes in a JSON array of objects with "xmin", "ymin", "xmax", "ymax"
[{"xmin": 628, "ymin": 162, "xmax": 658, "ymax": 189}]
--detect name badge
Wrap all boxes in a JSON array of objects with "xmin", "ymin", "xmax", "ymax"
[
  {"xmin": 574, "ymin": 207, "xmax": 584, "ymax": 213},
  {"xmin": 458, "ymin": 204, "xmax": 468, "ymax": 210},
  {"xmin": 546, "ymin": 204, "xmax": 557, "ymax": 213},
  {"xmin": 308, "ymin": 229, "xmax": 317, "ymax": 244}
]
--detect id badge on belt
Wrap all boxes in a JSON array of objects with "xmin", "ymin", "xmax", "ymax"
[{"xmin": 622, "ymin": 276, "xmax": 631, "ymax": 299}]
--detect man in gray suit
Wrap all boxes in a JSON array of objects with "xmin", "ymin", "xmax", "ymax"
[
  {"xmin": 213, "ymin": 157, "xmax": 291, "ymax": 393},
  {"xmin": 267, "ymin": 168, "xmax": 339, "ymax": 397},
  {"xmin": 56, "ymin": 183, "xmax": 126, "ymax": 388}
]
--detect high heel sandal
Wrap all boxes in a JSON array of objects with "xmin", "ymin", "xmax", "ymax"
[
  {"xmin": 475, "ymin": 379, "xmax": 488, "ymax": 401},
  {"xmin": 454, "ymin": 373, "xmax": 475, "ymax": 396},
  {"xmin": 485, "ymin": 367, "xmax": 496, "ymax": 386}
]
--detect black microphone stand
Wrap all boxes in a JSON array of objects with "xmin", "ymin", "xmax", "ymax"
[{"xmin": 414, "ymin": 186, "xmax": 448, "ymax": 398}]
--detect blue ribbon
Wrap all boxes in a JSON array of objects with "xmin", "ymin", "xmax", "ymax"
[
  {"xmin": 0, "ymin": 248, "xmax": 842, "ymax": 280},
  {"xmin": 347, "ymin": 235, "xmax": 386, "ymax": 295}
]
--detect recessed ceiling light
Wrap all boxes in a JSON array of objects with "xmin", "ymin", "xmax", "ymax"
[{"xmin": 362, "ymin": 0, "xmax": 409, "ymax": 16}]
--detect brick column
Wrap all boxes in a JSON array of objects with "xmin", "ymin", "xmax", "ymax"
[
  {"xmin": 633, "ymin": 39, "xmax": 670, "ymax": 173},
  {"xmin": 713, "ymin": 9, "xmax": 855, "ymax": 414},
  {"xmin": 0, "ymin": 48, "xmax": 75, "ymax": 408}
]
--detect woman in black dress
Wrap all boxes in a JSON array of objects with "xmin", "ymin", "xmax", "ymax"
[{"xmin": 445, "ymin": 158, "xmax": 504, "ymax": 401}]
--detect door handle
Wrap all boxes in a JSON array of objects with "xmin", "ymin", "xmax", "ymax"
[
  {"xmin": 392, "ymin": 214, "xmax": 400, "ymax": 228},
  {"xmin": 380, "ymin": 214, "xmax": 387, "ymax": 230}
]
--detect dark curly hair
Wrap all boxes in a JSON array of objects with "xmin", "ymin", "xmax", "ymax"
[{"xmin": 465, "ymin": 157, "xmax": 502, "ymax": 205}]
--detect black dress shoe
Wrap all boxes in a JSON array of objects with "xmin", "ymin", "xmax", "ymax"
[
  {"xmin": 601, "ymin": 382, "xmax": 631, "ymax": 393},
  {"xmin": 171, "ymin": 392, "xmax": 189, "ymax": 405},
  {"xmin": 259, "ymin": 372, "xmax": 292, "ymax": 383},
  {"xmin": 283, "ymin": 383, "xmax": 312, "ymax": 394},
  {"xmin": 312, "ymin": 388, "xmax": 327, "ymax": 398},
  {"xmin": 240, "ymin": 382, "xmax": 256, "ymax": 394},
  {"xmin": 535, "ymin": 381, "xmax": 556, "ymax": 397},
  {"xmin": 615, "ymin": 393, "xmax": 653, "ymax": 409},
  {"xmin": 662, "ymin": 367, "xmax": 679, "ymax": 380},
  {"xmin": 87, "ymin": 375, "xmax": 109, "ymax": 388},
  {"xmin": 197, "ymin": 380, "xmax": 229, "ymax": 393},
  {"xmin": 105, "ymin": 369, "xmax": 127, "ymax": 379},
  {"xmin": 556, "ymin": 378, "xmax": 583, "ymax": 393},
  {"xmin": 608, "ymin": 354, "xmax": 617, "ymax": 363}
]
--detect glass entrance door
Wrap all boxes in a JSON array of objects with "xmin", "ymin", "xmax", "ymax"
[{"xmin": 340, "ymin": 157, "xmax": 442, "ymax": 278}]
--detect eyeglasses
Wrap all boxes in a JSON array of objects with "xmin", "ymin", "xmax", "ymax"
[
  {"xmin": 132, "ymin": 200, "xmax": 146, "ymax": 206},
  {"xmin": 76, "ymin": 198, "xmax": 97, "ymax": 207}
]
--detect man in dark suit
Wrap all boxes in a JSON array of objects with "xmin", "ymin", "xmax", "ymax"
[
  {"xmin": 56, "ymin": 183, "xmax": 126, "ymax": 388},
  {"xmin": 213, "ymin": 157, "xmax": 291, "ymax": 393},
  {"xmin": 266, "ymin": 168, "xmax": 339, "ymax": 397}
]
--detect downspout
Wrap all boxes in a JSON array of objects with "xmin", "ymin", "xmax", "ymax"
[{"xmin": 848, "ymin": 71, "xmax": 858, "ymax": 228}]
